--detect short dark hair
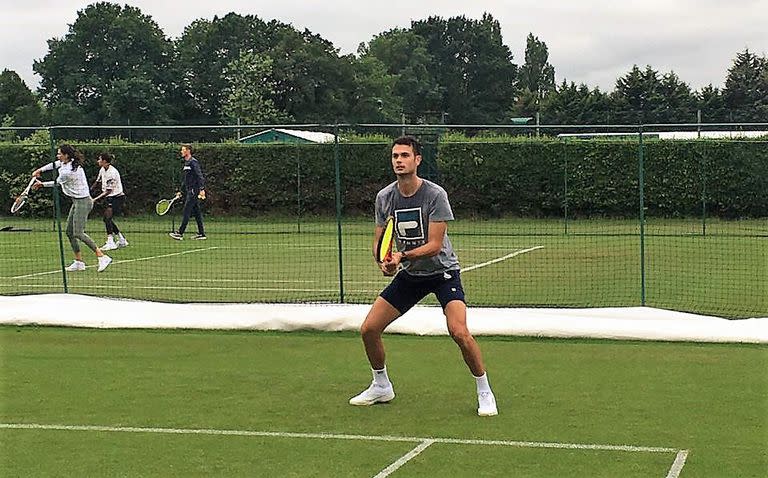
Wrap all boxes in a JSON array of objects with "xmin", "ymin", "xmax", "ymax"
[
  {"xmin": 181, "ymin": 143, "xmax": 193, "ymax": 153},
  {"xmin": 392, "ymin": 135, "xmax": 421, "ymax": 156},
  {"xmin": 98, "ymin": 152, "xmax": 113, "ymax": 163}
]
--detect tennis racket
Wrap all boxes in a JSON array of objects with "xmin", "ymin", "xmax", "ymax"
[
  {"xmin": 375, "ymin": 216, "xmax": 395, "ymax": 263},
  {"xmin": 155, "ymin": 195, "xmax": 180, "ymax": 216},
  {"xmin": 10, "ymin": 177, "xmax": 37, "ymax": 214}
]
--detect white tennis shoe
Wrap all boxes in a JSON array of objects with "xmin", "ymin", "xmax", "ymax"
[
  {"xmin": 477, "ymin": 391, "xmax": 498, "ymax": 416},
  {"xmin": 349, "ymin": 383, "xmax": 395, "ymax": 406},
  {"xmin": 97, "ymin": 255, "xmax": 112, "ymax": 272},
  {"xmin": 101, "ymin": 240, "xmax": 118, "ymax": 251},
  {"xmin": 65, "ymin": 260, "xmax": 86, "ymax": 272},
  {"xmin": 117, "ymin": 239, "xmax": 129, "ymax": 248}
]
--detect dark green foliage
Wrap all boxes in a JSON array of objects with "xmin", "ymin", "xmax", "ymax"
[
  {"xmin": 723, "ymin": 48, "xmax": 768, "ymax": 122},
  {"xmin": 0, "ymin": 70, "xmax": 44, "ymax": 127},
  {"xmin": 411, "ymin": 14, "xmax": 517, "ymax": 124},
  {"xmin": 1, "ymin": 140, "xmax": 765, "ymax": 219},
  {"xmin": 33, "ymin": 2, "xmax": 175, "ymax": 126}
]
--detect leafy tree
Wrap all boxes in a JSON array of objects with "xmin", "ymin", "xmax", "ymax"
[
  {"xmin": 0, "ymin": 69, "xmax": 44, "ymax": 126},
  {"xmin": 221, "ymin": 50, "xmax": 289, "ymax": 124},
  {"xmin": 347, "ymin": 55, "xmax": 401, "ymax": 122},
  {"xmin": 655, "ymin": 71, "xmax": 696, "ymax": 122},
  {"xmin": 517, "ymin": 33, "xmax": 555, "ymax": 111},
  {"xmin": 268, "ymin": 28, "xmax": 356, "ymax": 122},
  {"xmin": 411, "ymin": 14, "xmax": 517, "ymax": 123},
  {"xmin": 176, "ymin": 13, "xmax": 355, "ymax": 123},
  {"xmin": 541, "ymin": 80, "xmax": 611, "ymax": 124},
  {"xmin": 360, "ymin": 29, "xmax": 442, "ymax": 122},
  {"xmin": 722, "ymin": 48, "xmax": 768, "ymax": 121},
  {"xmin": 101, "ymin": 76, "xmax": 172, "ymax": 125},
  {"xmin": 33, "ymin": 2, "xmax": 173, "ymax": 124},
  {"xmin": 175, "ymin": 13, "xmax": 272, "ymax": 123},
  {"xmin": 697, "ymin": 84, "xmax": 727, "ymax": 122},
  {"xmin": 612, "ymin": 65, "xmax": 662, "ymax": 123}
]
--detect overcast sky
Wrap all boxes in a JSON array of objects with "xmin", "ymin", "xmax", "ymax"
[{"xmin": 2, "ymin": 0, "xmax": 766, "ymax": 93}]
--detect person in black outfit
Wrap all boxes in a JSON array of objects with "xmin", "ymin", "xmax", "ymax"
[{"xmin": 169, "ymin": 144, "xmax": 206, "ymax": 240}]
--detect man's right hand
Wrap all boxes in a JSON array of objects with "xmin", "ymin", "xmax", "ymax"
[{"xmin": 380, "ymin": 260, "xmax": 397, "ymax": 276}]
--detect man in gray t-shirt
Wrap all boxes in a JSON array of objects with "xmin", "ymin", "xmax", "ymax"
[
  {"xmin": 349, "ymin": 135, "xmax": 498, "ymax": 417},
  {"xmin": 375, "ymin": 178, "xmax": 459, "ymax": 276}
]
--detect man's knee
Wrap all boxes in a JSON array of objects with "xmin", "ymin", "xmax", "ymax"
[
  {"xmin": 449, "ymin": 326, "xmax": 473, "ymax": 347},
  {"xmin": 361, "ymin": 320, "xmax": 383, "ymax": 341}
]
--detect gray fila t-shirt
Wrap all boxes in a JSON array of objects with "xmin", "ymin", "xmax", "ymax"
[{"xmin": 375, "ymin": 179, "xmax": 460, "ymax": 276}]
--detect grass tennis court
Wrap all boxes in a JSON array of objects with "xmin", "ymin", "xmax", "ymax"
[
  {"xmin": 1, "ymin": 327, "xmax": 766, "ymax": 476},
  {"xmin": 1, "ymin": 215, "xmax": 765, "ymax": 317}
]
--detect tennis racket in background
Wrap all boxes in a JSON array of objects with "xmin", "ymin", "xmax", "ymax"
[
  {"xmin": 10, "ymin": 177, "xmax": 37, "ymax": 214},
  {"xmin": 155, "ymin": 195, "xmax": 180, "ymax": 216},
  {"xmin": 375, "ymin": 216, "xmax": 395, "ymax": 263}
]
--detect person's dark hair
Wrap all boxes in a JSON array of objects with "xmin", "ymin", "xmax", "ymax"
[
  {"xmin": 98, "ymin": 152, "xmax": 114, "ymax": 163},
  {"xmin": 392, "ymin": 135, "xmax": 421, "ymax": 156},
  {"xmin": 59, "ymin": 143, "xmax": 84, "ymax": 170},
  {"xmin": 181, "ymin": 143, "xmax": 193, "ymax": 154}
]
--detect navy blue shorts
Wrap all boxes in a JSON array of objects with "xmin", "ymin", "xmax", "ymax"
[{"xmin": 379, "ymin": 269, "xmax": 465, "ymax": 314}]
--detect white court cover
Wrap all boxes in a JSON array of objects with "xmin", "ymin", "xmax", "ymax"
[{"xmin": 1, "ymin": 294, "xmax": 766, "ymax": 343}]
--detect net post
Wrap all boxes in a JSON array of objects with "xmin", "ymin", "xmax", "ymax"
[
  {"xmin": 333, "ymin": 124, "xmax": 345, "ymax": 303},
  {"xmin": 699, "ymin": 142, "xmax": 707, "ymax": 236},
  {"xmin": 563, "ymin": 141, "xmax": 569, "ymax": 235},
  {"xmin": 296, "ymin": 144, "xmax": 302, "ymax": 234},
  {"xmin": 637, "ymin": 125, "xmax": 646, "ymax": 306},
  {"xmin": 50, "ymin": 127, "xmax": 69, "ymax": 293}
]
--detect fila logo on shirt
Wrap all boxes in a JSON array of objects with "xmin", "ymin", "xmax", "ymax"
[{"xmin": 394, "ymin": 207, "xmax": 424, "ymax": 241}]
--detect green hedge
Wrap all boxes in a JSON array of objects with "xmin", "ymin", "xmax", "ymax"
[{"xmin": 1, "ymin": 139, "xmax": 766, "ymax": 218}]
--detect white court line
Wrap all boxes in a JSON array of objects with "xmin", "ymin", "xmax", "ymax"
[
  {"xmin": 666, "ymin": 450, "xmax": 690, "ymax": 478},
  {"xmin": 248, "ymin": 244, "xmax": 371, "ymax": 251},
  {"xmin": 0, "ymin": 284, "xmax": 387, "ymax": 296},
  {"xmin": 69, "ymin": 277, "xmax": 320, "ymax": 284},
  {"xmin": 0, "ymin": 284, "xmax": 339, "ymax": 293},
  {"xmin": 0, "ymin": 423, "xmax": 688, "ymax": 477},
  {"xmin": 5, "ymin": 247, "xmax": 218, "ymax": 279},
  {"xmin": 462, "ymin": 246, "xmax": 544, "ymax": 273},
  {"xmin": 0, "ymin": 422, "xmax": 680, "ymax": 453},
  {"xmin": 373, "ymin": 439, "xmax": 435, "ymax": 478}
]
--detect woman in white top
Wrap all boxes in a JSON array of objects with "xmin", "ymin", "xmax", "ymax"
[{"xmin": 32, "ymin": 144, "xmax": 112, "ymax": 272}]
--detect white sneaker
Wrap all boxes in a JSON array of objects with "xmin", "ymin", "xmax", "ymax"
[
  {"xmin": 477, "ymin": 391, "xmax": 498, "ymax": 416},
  {"xmin": 349, "ymin": 383, "xmax": 395, "ymax": 406},
  {"xmin": 65, "ymin": 260, "xmax": 86, "ymax": 272},
  {"xmin": 97, "ymin": 255, "xmax": 112, "ymax": 272},
  {"xmin": 117, "ymin": 239, "xmax": 129, "ymax": 248},
  {"xmin": 101, "ymin": 241, "xmax": 118, "ymax": 251}
]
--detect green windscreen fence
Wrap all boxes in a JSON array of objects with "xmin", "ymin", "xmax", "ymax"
[{"xmin": 0, "ymin": 124, "xmax": 766, "ymax": 318}]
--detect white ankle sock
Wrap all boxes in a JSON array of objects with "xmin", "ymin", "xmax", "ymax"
[
  {"xmin": 475, "ymin": 372, "xmax": 492, "ymax": 393},
  {"xmin": 118, "ymin": 233, "xmax": 125, "ymax": 241},
  {"xmin": 372, "ymin": 367, "xmax": 390, "ymax": 386}
]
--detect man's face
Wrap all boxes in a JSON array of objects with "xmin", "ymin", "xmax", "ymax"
[
  {"xmin": 180, "ymin": 146, "xmax": 189, "ymax": 158},
  {"xmin": 391, "ymin": 144, "xmax": 421, "ymax": 176},
  {"xmin": 97, "ymin": 159, "xmax": 107, "ymax": 169}
]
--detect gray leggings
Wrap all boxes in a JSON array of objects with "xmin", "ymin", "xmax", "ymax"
[{"xmin": 66, "ymin": 197, "xmax": 98, "ymax": 254}]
